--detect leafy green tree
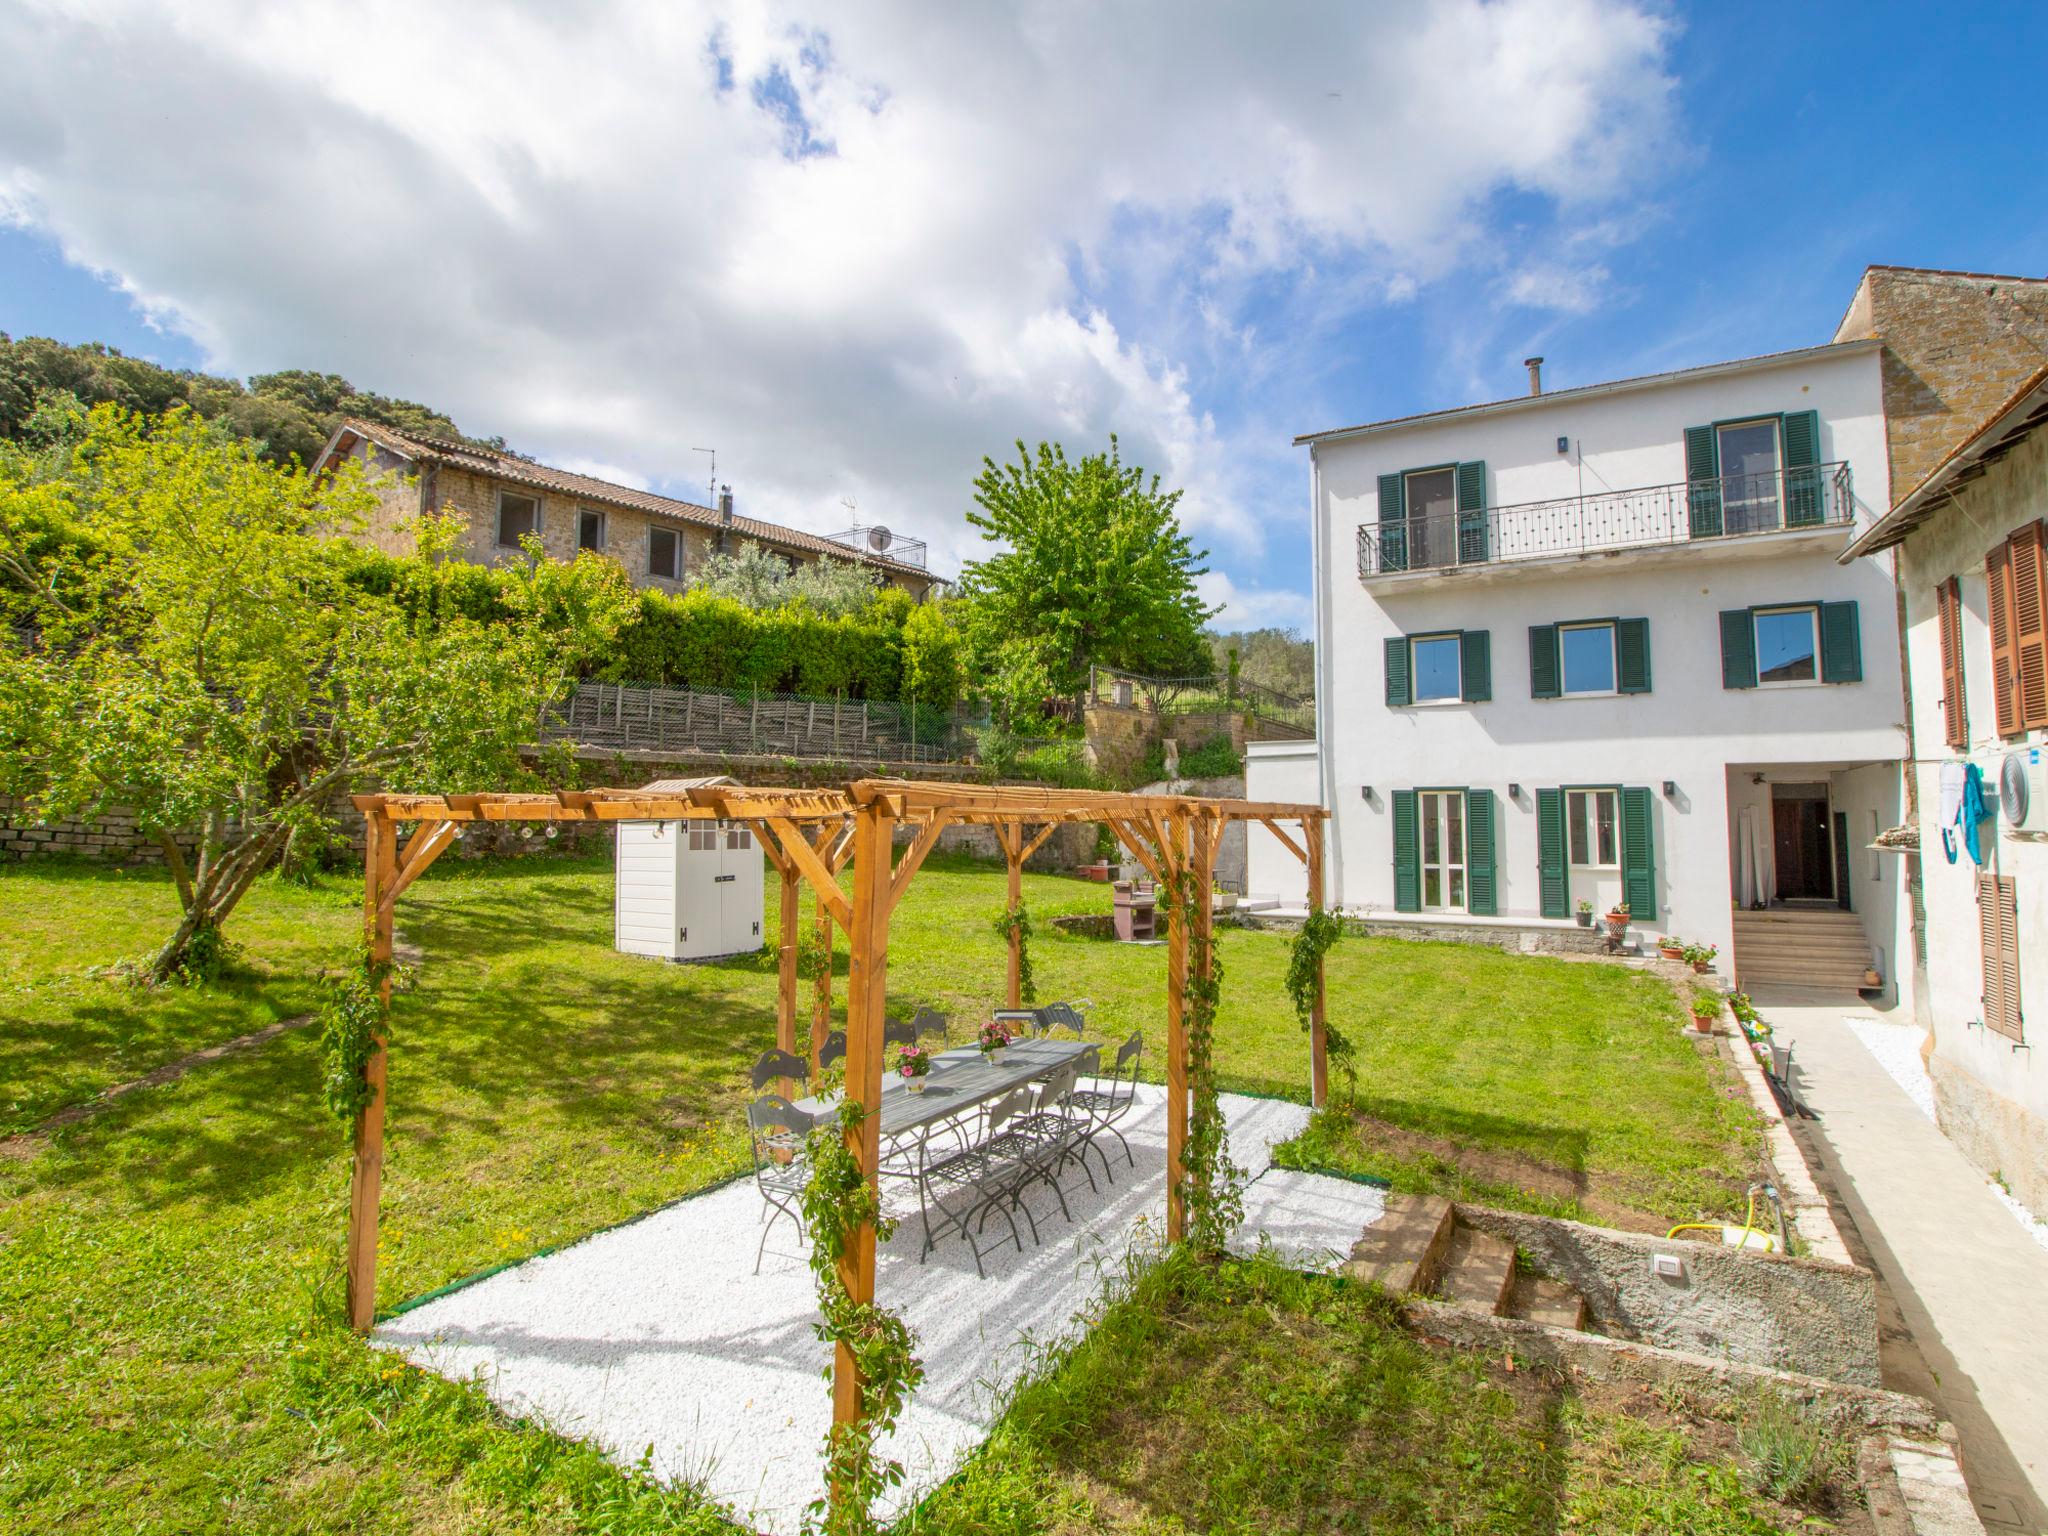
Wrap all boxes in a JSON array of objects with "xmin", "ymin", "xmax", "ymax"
[
  {"xmin": 1208, "ymin": 626, "xmax": 1314, "ymax": 697},
  {"xmin": 0, "ymin": 406, "xmax": 634, "ymax": 981},
  {"xmin": 960, "ymin": 437, "xmax": 1217, "ymax": 703},
  {"xmin": 693, "ymin": 541, "xmax": 883, "ymax": 619},
  {"xmin": 900, "ymin": 600, "xmax": 963, "ymax": 714}
]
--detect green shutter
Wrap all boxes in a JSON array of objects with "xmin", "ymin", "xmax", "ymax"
[
  {"xmin": 1378, "ymin": 472, "xmax": 1408, "ymax": 572},
  {"xmin": 1384, "ymin": 636, "xmax": 1411, "ymax": 706},
  {"xmin": 1620, "ymin": 786, "xmax": 1655, "ymax": 921},
  {"xmin": 1685, "ymin": 425, "xmax": 1723, "ymax": 538},
  {"xmin": 1392, "ymin": 789, "xmax": 1420, "ymax": 912},
  {"xmin": 1536, "ymin": 788, "xmax": 1568, "ymax": 919},
  {"xmin": 1720, "ymin": 608, "xmax": 1757, "ymax": 689},
  {"xmin": 1465, "ymin": 788, "xmax": 1498, "ymax": 915},
  {"xmin": 1456, "ymin": 460, "xmax": 1489, "ymax": 564},
  {"xmin": 1616, "ymin": 617, "xmax": 1652, "ymax": 694},
  {"xmin": 1820, "ymin": 600, "xmax": 1862, "ymax": 683},
  {"xmin": 1783, "ymin": 409, "xmax": 1823, "ymax": 526},
  {"xmin": 1529, "ymin": 623, "xmax": 1561, "ymax": 698},
  {"xmin": 1460, "ymin": 629, "xmax": 1491, "ymax": 702}
]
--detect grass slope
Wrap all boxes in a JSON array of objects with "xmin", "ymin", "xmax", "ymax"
[{"xmin": 0, "ymin": 851, "xmax": 1760, "ymax": 1533}]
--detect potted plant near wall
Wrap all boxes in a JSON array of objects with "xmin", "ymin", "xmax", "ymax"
[
  {"xmin": 1575, "ymin": 900, "xmax": 1593, "ymax": 928},
  {"xmin": 1689, "ymin": 983, "xmax": 1721, "ymax": 1033},
  {"xmin": 1658, "ymin": 935, "xmax": 1686, "ymax": 961},
  {"xmin": 1603, "ymin": 902, "xmax": 1631, "ymax": 943},
  {"xmin": 896, "ymin": 1043, "xmax": 934, "ymax": 1093},
  {"xmin": 1683, "ymin": 942, "xmax": 1718, "ymax": 975}
]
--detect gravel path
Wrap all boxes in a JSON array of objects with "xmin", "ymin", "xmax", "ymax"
[{"xmin": 376, "ymin": 1085, "xmax": 1382, "ymax": 1531}]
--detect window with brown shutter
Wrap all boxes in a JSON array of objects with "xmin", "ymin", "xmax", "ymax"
[
  {"xmin": 1936, "ymin": 576, "xmax": 1967, "ymax": 748},
  {"xmin": 1989, "ymin": 537, "xmax": 2020, "ymax": 736},
  {"xmin": 1979, "ymin": 873, "xmax": 2022, "ymax": 1041},
  {"xmin": 2012, "ymin": 521, "xmax": 2048, "ymax": 732}
]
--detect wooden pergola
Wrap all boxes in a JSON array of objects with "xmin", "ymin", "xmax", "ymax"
[{"xmin": 344, "ymin": 779, "xmax": 1329, "ymax": 1454}]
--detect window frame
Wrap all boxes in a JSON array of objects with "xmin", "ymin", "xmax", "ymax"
[
  {"xmin": 495, "ymin": 489, "xmax": 543, "ymax": 549},
  {"xmin": 1409, "ymin": 632, "xmax": 1464, "ymax": 706},
  {"xmin": 1752, "ymin": 603, "xmax": 1821, "ymax": 689},
  {"xmin": 1715, "ymin": 415, "xmax": 1785, "ymax": 534},
  {"xmin": 647, "ymin": 523, "xmax": 682, "ymax": 582},
  {"xmin": 1558, "ymin": 621, "xmax": 1619, "ymax": 698},
  {"xmin": 1417, "ymin": 786, "xmax": 1468, "ymax": 913},
  {"xmin": 577, "ymin": 506, "xmax": 607, "ymax": 553},
  {"xmin": 1565, "ymin": 785, "xmax": 1621, "ymax": 870}
]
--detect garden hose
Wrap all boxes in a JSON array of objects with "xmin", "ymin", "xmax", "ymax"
[{"xmin": 1665, "ymin": 1185, "xmax": 1777, "ymax": 1251}]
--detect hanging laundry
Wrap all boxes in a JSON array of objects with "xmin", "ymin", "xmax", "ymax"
[
  {"xmin": 1938, "ymin": 761, "xmax": 1966, "ymax": 865},
  {"xmin": 1961, "ymin": 762, "xmax": 1990, "ymax": 867}
]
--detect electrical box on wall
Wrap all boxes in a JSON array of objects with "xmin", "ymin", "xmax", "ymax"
[
  {"xmin": 613, "ymin": 777, "xmax": 767, "ymax": 961},
  {"xmin": 2000, "ymin": 747, "xmax": 2045, "ymax": 838}
]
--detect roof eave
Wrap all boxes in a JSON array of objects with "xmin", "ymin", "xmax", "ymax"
[{"xmin": 1295, "ymin": 338, "xmax": 1882, "ymax": 448}]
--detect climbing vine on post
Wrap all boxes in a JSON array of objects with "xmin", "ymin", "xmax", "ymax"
[
  {"xmin": 991, "ymin": 904, "xmax": 1036, "ymax": 1003},
  {"xmin": 799, "ymin": 1099, "xmax": 923, "ymax": 1536},
  {"xmin": 317, "ymin": 953, "xmax": 406, "ymax": 1120},
  {"xmin": 1285, "ymin": 908, "xmax": 1352, "ymax": 1085},
  {"xmin": 1163, "ymin": 866, "xmax": 1245, "ymax": 1254}
]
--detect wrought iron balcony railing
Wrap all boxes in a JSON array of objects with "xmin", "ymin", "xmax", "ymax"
[{"xmin": 1355, "ymin": 462, "xmax": 1853, "ymax": 579}]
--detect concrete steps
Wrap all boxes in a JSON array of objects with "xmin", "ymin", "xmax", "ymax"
[
  {"xmin": 1732, "ymin": 909, "xmax": 1873, "ymax": 991},
  {"xmin": 1344, "ymin": 1195, "xmax": 1596, "ymax": 1335}
]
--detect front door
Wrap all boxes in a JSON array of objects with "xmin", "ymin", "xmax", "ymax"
[
  {"xmin": 1420, "ymin": 789, "xmax": 1466, "ymax": 912},
  {"xmin": 1771, "ymin": 784, "xmax": 1834, "ymax": 901}
]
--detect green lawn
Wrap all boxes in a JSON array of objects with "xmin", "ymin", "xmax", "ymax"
[
  {"xmin": 0, "ymin": 850, "xmax": 1761, "ymax": 1533},
  {"xmin": 909, "ymin": 1250, "xmax": 1862, "ymax": 1534}
]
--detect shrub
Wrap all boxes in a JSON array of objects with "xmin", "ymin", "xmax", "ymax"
[{"xmin": 1736, "ymin": 1392, "xmax": 1847, "ymax": 1506}]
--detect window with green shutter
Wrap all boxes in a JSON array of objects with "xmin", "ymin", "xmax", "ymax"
[
  {"xmin": 1529, "ymin": 624, "xmax": 1561, "ymax": 698},
  {"xmin": 1378, "ymin": 472, "xmax": 1408, "ymax": 573},
  {"xmin": 1391, "ymin": 789, "xmax": 1420, "ymax": 912},
  {"xmin": 1456, "ymin": 460, "xmax": 1489, "ymax": 564},
  {"xmin": 1783, "ymin": 409, "xmax": 1823, "ymax": 526},
  {"xmin": 1620, "ymin": 785, "xmax": 1656, "ymax": 921},
  {"xmin": 1460, "ymin": 629, "xmax": 1492, "ymax": 702},
  {"xmin": 1465, "ymin": 788, "xmax": 1498, "ymax": 915},
  {"xmin": 1536, "ymin": 788, "xmax": 1568, "ymax": 918},
  {"xmin": 1384, "ymin": 635, "xmax": 1411, "ymax": 706},
  {"xmin": 1721, "ymin": 602, "xmax": 1859, "ymax": 689},
  {"xmin": 1388, "ymin": 630, "xmax": 1490, "ymax": 705},
  {"xmin": 1684, "ymin": 425, "xmax": 1722, "ymax": 538},
  {"xmin": 1616, "ymin": 617, "xmax": 1652, "ymax": 693}
]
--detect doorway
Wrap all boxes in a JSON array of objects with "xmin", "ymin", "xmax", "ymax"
[
  {"xmin": 1771, "ymin": 782, "xmax": 1835, "ymax": 901},
  {"xmin": 1419, "ymin": 789, "xmax": 1467, "ymax": 912}
]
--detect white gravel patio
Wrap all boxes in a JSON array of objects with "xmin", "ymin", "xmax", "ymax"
[{"xmin": 374, "ymin": 1083, "xmax": 1383, "ymax": 1532}]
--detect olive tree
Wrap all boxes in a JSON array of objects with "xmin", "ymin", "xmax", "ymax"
[{"xmin": 0, "ymin": 406, "xmax": 634, "ymax": 981}]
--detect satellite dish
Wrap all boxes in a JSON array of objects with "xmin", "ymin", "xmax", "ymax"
[
  {"xmin": 865, "ymin": 525, "xmax": 893, "ymax": 553},
  {"xmin": 2002, "ymin": 751, "xmax": 2032, "ymax": 827}
]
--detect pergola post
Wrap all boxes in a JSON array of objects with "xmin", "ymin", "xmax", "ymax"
[
  {"xmin": 776, "ymin": 865, "xmax": 800, "ymax": 1060},
  {"xmin": 832, "ymin": 799, "xmax": 895, "ymax": 1434},
  {"xmin": 345, "ymin": 811, "xmax": 396, "ymax": 1332},
  {"xmin": 1305, "ymin": 814, "xmax": 1329, "ymax": 1109},
  {"xmin": 1001, "ymin": 824, "xmax": 1023, "ymax": 1008},
  {"xmin": 1163, "ymin": 812, "xmax": 1190, "ymax": 1242}
]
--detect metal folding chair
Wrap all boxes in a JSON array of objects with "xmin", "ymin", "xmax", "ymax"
[
  {"xmin": 750, "ymin": 1048, "xmax": 810, "ymax": 1092},
  {"xmin": 883, "ymin": 1018, "xmax": 917, "ymax": 1047},
  {"xmin": 911, "ymin": 1006, "xmax": 950, "ymax": 1044},
  {"xmin": 818, "ymin": 1030, "xmax": 847, "ymax": 1069},
  {"xmin": 745, "ymin": 1094, "xmax": 815, "ymax": 1274},
  {"xmin": 1067, "ymin": 1030, "xmax": 1142, "ymax": 1179}
]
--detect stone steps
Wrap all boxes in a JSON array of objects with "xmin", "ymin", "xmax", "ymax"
[
  {"xmin": 1345, "ymin": 1195, "xmax": 1596, "ymax": 1335},
  {"xmin": 1732, "ymin": 909, "xmax": 1873, "ymax": 990}
]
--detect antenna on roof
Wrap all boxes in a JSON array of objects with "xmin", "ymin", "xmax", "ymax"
[{"xmin": 691, "ymin": 446, "xmax": 716, "ymax": 506}]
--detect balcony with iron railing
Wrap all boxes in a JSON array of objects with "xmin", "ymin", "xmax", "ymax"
[{"xmin": 1355, "ymin": 462, "xmax": 1855, "ymax": 580}]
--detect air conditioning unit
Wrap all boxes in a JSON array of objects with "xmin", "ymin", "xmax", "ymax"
[
  {"xmin": 2001, "ymin": 747, "xmax": 2047, "ymax": 836},
  {"xmin": 865, "ymin": 524, "xmax": 894, "ymax": 553}
]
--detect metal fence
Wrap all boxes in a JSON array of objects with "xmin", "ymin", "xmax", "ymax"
[
  {"xmin": 1356, "ymin": 463, "xmax": 1855, "ymax": 578},
  {"xmin": 548, "ymin": 681, "xmax": 981, "ymax": 763}
]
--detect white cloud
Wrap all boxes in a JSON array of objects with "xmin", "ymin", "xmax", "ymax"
[
  {"xmin": 0, "ymin": 0, "xmax": 1677, "ymax": 583},
  {"xmin": 1197, "ymin": 570, "xmax": 1313, "ymax": 635}
]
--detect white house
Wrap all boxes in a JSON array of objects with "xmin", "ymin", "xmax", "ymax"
[
  {"xmin": 1839, "ymin": 363, "xmax": 2048, "ymax": 1218},
  {"xmin": 1249, "ymin": 342, "xmax": 1914, "ymax": 1000}
]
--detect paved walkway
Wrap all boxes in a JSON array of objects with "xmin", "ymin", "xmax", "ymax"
[
  {"xmin": 375, "ymin": 1085, "xmax": 1383, "ymax": 1534},
  {"xmin": 1758, "ymin": 989, "xmax": 2048, "ymax": 1533}
]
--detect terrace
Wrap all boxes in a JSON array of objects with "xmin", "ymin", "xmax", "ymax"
[{"xmin": 1356, "ymin": 463, "xmax": 1856, "ymax": 582}]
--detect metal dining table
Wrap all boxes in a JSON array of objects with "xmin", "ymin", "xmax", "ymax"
[{"xmin": 791, "ymin": 1036, "xmax": 1100, "ymax": 1139}]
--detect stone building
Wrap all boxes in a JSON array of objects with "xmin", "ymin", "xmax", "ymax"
[{"xmin": 309, "ymin": 419, "xmax": 939, "ymax": 599}]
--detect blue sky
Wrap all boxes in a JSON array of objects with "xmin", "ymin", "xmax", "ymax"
[{"xmin": 1, "ymin": 1, "xmax": 2041, "ymax": 630}]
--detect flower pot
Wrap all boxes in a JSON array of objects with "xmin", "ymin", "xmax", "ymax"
[
  {"xmin": 1691, "ymin": 960, "xmax": 1710, "ymax": 975},
  {"xmin": 1862, "ymin": 969, "xmax": 1882, "ymax": 989},
  {"xmin": 1575, "ymin": 911, "xmax": 1592, "ymax": 927},
  {"xmin": 987, "ymin": 1048, "xmax": 1007, "ymax": 1067},
  {"xmin": 1659, "ymin": 945, "xmax": 1684, "ymax": 960},
  {"xmin": 1691, "ymin": 1013, "xmax": 1715, "ymax": 1032},
  {"xmin": 906, "ymin": 1077, "xmax": 926, "ymax": 1094}
]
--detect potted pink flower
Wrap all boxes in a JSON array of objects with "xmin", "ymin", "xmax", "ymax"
[
  {"xmin": 978, "ymin": 1019, "xmax": 1015, "ymax": 1064},
  {"xmin": 897, "ymin": 1043, "xmax": 933, "ymax": 1092}
]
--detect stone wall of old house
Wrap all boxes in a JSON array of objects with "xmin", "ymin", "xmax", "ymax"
[{"xmin": 1835, "ymin": 266, "xmax": 2048, "ymax": 496}]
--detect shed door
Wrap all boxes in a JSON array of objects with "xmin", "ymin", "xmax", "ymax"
[{"xmin": 718, "ymin": 824, "xmax": 763, "ymax": 955}]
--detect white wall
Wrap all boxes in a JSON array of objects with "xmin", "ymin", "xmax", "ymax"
[
  {"xmin": 1244, "ymin": 741, "xmax": 1317, "ymax": 906},
  {"xmin": 1307, "ymin": 343, "xmax": 1905, "ymax": 969},
  {"xmin": 1890, "ymin": 424, "xmax": 2048, "ymax": 1214}
]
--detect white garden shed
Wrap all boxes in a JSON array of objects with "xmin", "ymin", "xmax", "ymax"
[{"xmin": 614, "ymin": 776, "xmax": 766, "ymax": 961}]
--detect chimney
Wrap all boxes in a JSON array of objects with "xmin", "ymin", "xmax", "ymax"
[
  {"xmin": 717, "ymin": 484, "xmax": 733, "ymax": 524},
  {"xmin": 1524, "ymin": 356, "xmax": 1544, "ymax": 396}
]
